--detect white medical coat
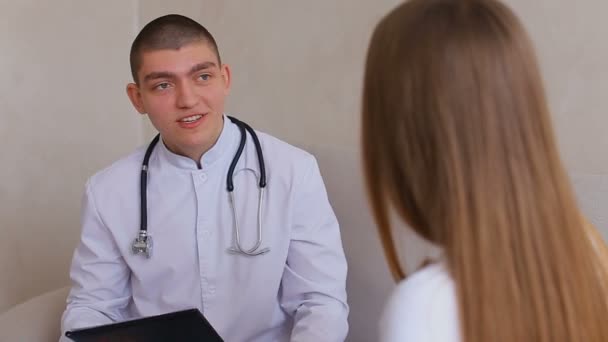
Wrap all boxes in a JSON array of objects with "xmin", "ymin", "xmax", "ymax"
[{"xmin": 60, "ymin": 116, "xmax": 349, "ymax": 341}]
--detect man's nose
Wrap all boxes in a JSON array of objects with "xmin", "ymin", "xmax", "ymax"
[{"xmin": 176, "ymin": 82, "xmax": 199, "ymax": 109}]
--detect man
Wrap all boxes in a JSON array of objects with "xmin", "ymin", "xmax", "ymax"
[{"xmin": 60, "ymin": 14, "xmax": 348, "ymax": 341}]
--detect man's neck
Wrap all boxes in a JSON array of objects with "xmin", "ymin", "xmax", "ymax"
[{"xmin": 166, "ymin": 118, "xmax": 224, "ymax": 168}]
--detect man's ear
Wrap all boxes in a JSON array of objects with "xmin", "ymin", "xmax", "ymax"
[
  {"xmin": 220, "ymin": 64, "xmax": 232, "ymax": 96},
  {"xmin": 126, "ymin": 83, "xmax": 146, "ymax": 114}
]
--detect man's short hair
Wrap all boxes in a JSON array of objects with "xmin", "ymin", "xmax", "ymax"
[{"xmin": 130, "ymin": 14, "xmax": 221, "ymax": 84}]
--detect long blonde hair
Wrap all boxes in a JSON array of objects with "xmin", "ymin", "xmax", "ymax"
[{"xmin": 362, "ymin": 0, "xmax": 608, "ymax": 341}]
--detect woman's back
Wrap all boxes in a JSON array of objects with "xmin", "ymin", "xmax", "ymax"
[
  {"xmin": 380, "ymin": 261, "xmax": 459, "ymax": 342},
  {"xmin": 379, "ymin": 221, "xmax": 608, "ymax": 342}
]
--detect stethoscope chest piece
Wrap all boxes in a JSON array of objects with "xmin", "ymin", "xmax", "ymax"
[{"xmin": 132, "ymin": 230, "xmax": 153, "ymax": 258}]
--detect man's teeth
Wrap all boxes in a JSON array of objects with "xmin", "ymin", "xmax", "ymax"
[{"xmin": 180, "ymin": 115, "xmax": 202, "ymax": 123}]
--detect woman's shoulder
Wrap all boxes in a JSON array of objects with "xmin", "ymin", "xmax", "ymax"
[{"xmin": 379, "ymin": 262, "xmax": 461, "ymax": 342}]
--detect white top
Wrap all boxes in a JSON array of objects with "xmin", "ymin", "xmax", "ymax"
[
  {"xmin": 60, "ymin": 116, "xmax": 349, "ymax": 342},
  {"xmin": 379, "ymin": 262, "xmax": 461, "ymax": 342}
]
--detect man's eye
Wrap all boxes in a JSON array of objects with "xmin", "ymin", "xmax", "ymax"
[
  {"xmin": 155, "ymin": 82, "xmax": 170, "ymax": 90},
  {"xmin": 199, "ymin": 74, "xmax": 211, "ymax": 81}
]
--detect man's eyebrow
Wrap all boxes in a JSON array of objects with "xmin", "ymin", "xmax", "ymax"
[
  {"xmin": 189, "ymin": 61, "xmax": 217, "ymax": 74},
  {"xmin": 143, "ymin": 71, "xmax": 175, "ymax": 83},
  {"xmin": 142, "ymin": 62, "xmax": 218, "ymax": 83}
]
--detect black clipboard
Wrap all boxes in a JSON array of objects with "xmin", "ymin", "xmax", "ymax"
[{"xmin": 65, "ymin": 308, "xmax": 224, "ymax": 342}]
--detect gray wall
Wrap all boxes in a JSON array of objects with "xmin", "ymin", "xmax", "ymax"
[
  {"xmin": 1, "ymin": 1, "xmax": 607, "ymax": 342},
  {"xmin": 0, "ymin": 0, "xmax": 142, "ymax": 313}
]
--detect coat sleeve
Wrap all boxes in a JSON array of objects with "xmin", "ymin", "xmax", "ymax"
[
  {"xmin": 280, "ymin": 154, "xmax": 349, "ymax": 342},
  {"xmin": 59, "ymin": 179, "xmax": 131, "ymax": 341}
]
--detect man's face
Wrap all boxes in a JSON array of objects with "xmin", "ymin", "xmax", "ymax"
[{"xmin": 127, "ymin": 42, "xmax": 231, "ymax": 160}]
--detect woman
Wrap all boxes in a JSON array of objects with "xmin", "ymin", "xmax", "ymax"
[{"xmin": 361, "ymin": 0, "xmax": 608, "ymax": 341}]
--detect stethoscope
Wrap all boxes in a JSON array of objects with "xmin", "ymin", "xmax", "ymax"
[{"xmin": 131, "ymin": 116, "xmax": 270, "ymax": 258}]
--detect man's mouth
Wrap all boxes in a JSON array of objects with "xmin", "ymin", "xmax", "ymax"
[{"xmin": 178, "ymin": 114, "xmax": 203, "ymax": 123}]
